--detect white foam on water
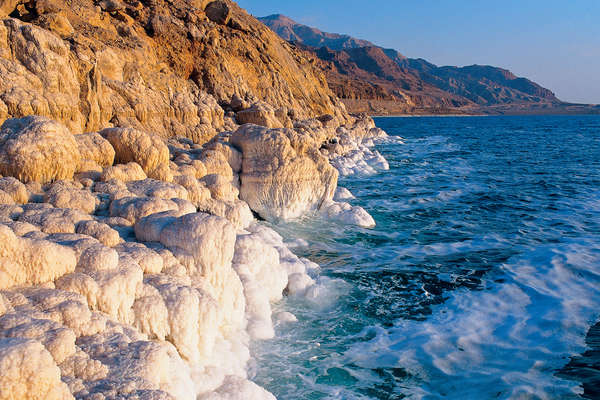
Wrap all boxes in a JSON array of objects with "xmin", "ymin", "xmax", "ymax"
[{"xmin": 345, "ymin": 238, "xmax": 600, "ymax": 399}]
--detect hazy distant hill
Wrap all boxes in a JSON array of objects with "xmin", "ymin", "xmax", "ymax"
[{"xmin": 260, "ymin": 14, "xmax": 573, "ymax": 114}]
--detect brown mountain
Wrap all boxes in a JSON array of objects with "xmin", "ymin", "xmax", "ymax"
[
  {"xmin": 260, "ymin": 14, "xmax": 579, "ymax": 115},
  {"xmin": 258, "ymin": 14, "xmax": 374, "ymax": 50}
]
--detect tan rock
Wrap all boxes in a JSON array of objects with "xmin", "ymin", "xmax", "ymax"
[
  {"xmin": 100, "ymin": 127, "xmax": 171, "ymax": 181},
  {"xmin": 0, "ymin": 117, "xmax": 81, "ymax": 184},
  {"xmin": 43, "ymin": 182, "xmax": 99, "ymax": 214},
  {"xmin": 101, "ymin": 162, "xmax": 147, "ymax": 182},
  {"xmin": 75, "ymin": 132, "xmax": 115, "ymax": 168},
  {"xmin": 0, "ymin": 177, "xmax": 28, "ymax": 204},
  {"xmin": 205, "ymin": 1, "xmax": 231, "ymax": 25},
  {"xmin": 38, "ymin": 13, "xmax": 74, "ymax": 38},
  {"xmin": 236, "ymin": 102, "xmax": 283, "ymax": 129}
]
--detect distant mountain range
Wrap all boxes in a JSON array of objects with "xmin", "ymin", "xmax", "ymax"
[{"xmin": 259, "ymin": 14, "xmax": 599, "ymax": 115}]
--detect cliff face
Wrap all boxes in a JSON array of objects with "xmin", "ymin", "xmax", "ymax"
[
  {"xmin": 0, "ymin": 0, "xmax": 345, "ymax": 141},
  {"xmin": 261, "ymin": 14, "xmax": 562, "ymax": 114}
]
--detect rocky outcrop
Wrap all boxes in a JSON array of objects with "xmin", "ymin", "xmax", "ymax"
[
  {"xmin": 0, "ymin": 117, "xmax": 81, "ymax": 183},
  {"xmin": 101, "ymin": 127, "xmax": 171, "ymax": 181},
  {"xmin": 231, "ymin": 124, "xmax": 338, "ymax": 221},
  {"xmin": 0, "ymin": 0, "xmax": 347, "ymax": 139}
]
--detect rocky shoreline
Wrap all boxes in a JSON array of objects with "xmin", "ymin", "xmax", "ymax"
[
  {"xmin": 0, "ymin": 111, "xmax": 390, "ymax": 399},
  {"xmin": 0, "ymin": 1, "xmax": 397, "ymax": 398}
]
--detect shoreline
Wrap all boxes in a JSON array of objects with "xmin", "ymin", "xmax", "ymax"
[{"xmin": 0, "ymin": 113, "xmax": 389, "ymax": 400}]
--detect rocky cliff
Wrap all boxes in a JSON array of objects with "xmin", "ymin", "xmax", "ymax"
[{"xmin": 0, "ymin": 0, "xmax": 348, "ymax": 140}]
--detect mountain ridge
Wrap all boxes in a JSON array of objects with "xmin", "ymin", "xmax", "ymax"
[{"xmin": 259, "ymin": 14, "xmax": 598, "ymax": 115}]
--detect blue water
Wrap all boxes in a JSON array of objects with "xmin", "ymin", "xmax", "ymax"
[{"xmin": 252, "ymin": 115, "xmax": 600, "ymax": 399}]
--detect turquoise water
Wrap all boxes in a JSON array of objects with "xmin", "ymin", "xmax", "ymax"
[{"xmin": 252, "ymin": 115, "xmax": 600, "ymax": 399}]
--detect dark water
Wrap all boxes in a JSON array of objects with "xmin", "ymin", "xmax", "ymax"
[{"xmin": 253, "ymin": 115, "xmax": 600, "ymax": 399}]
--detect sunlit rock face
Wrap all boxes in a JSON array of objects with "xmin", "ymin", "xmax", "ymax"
[{"xmin": 231, "ymin": 124, "xmax": 338, "ymax": 221}]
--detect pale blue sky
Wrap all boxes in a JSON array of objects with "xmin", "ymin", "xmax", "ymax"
[{"xmin": 237, "ymin": 0, "xmax": 600, "ymax": 104}]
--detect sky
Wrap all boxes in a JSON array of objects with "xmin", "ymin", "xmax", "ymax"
[{"xmin": 237, "ymin": 0, "xmax": 600, "ymax": 104}]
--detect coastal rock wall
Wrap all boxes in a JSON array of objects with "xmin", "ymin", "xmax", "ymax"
[{"xmin": 0, "ymin": 0, "xmax": 348, "ymax": 140}]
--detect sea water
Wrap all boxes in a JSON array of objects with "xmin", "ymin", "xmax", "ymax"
[{"xmin": 252, "ymin": 115, "xmax": 600, "ymax": 399}]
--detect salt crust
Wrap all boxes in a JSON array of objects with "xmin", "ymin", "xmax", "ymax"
[{"xmin": 0, "ymin": 115, "xmax": 389, "ymax": 399}]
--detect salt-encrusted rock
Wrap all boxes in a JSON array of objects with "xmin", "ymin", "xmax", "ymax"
[
  {"xmin": 135, "ymin": 211, "xmax": 179, "ymax": 243},
  {"xmin": 0, "ymin": 318, "xmax": 77, "ymax": 364},
  {"xmin": 200, "ymin": 174, "xmax": 238, "ymax": 201},
  {"xmin": 199, "ymin": 149, "xmax": 234, "ymax": 178},
  {"xmin": 197, "ymin": 199, "xmax": 254, "ymax": 230},
  {"xmin": 236, "ymin": 102, "xmax": 285, "ymax": 129},
  {"xmin": 159, "ymin": 213, "xmax": 245, "ymax": 332},
  {"xmin": 85, "ymin": 258, "xmax": 143, "ymax": 323},
  {"xmin": 233, "ymin": 232, "xmax": 287, "ymax": 339},
  {"xmin": 173, "ymin": 175, "xmax": 212, "ymax": 206},
  {"xmin": 126, "ymin": 179, "xmax": 189, "ymax": 201},
  {"xmin": 334, "ymin": 186, "xmax": 355, "ymax": 201},
  {"xmin": 101, "ymin": 127, "xmax": 171, "ymax": 181},
  {"xmin": 231, "ymin": 124, "xmax": 338, "ymax": 220},
  {"xmin": 75, "ymin": 220, "xmax": 121, "ymax": 247},
  {"xmin": 0, "ymin": 337, "xmax": 75, "ymax": 400},
  {"xmin": 0, "ymin": 190, "xmax": 14, "ymax": 205},
  {"xmin": 0, "ymin": 117, "xmax": 81, "ymax": 183},
  {"xmin": 101, "ymin": 162, "xmax": 148, "ymax": 182},
  {"xmin": 0, "ymin": 225, "xmax": 77, "ymax": 289},
  {"xmin": 321, "ymin": 200, "xmax": 376, "ymax": 228},
  {"xmin": 0, "ymin": 177, "xmax": 28, "ymax": 204},
  {"xmin": 200, "ymin": 375, "xmax": 276, "ymax": 400},
  {"xmin": 43, "ymin": 182, "xmax": 99, "ymax": 214},
  {"xmin": 18, "ymin": 207, "xmax": 92, "ymax": 234},
  {"xmin": 115, "ymin": 242, "xmax": 164, "ymax": 274},
  {"xmin": 1, "ymin": 220, "xmax": 39, "ymax": 236},
  {"xmin": 74, "ymin": 132, "xmax": 115, "ymax": 168},
  {"xmin": 109, "ymin": 196, "xmax": 179, "ymax": 224},
  {"xmin": 205, "ymin": 140, "xmax": 243, "ymax": 173}
]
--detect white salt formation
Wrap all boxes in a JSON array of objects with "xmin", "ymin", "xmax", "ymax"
[{"xmin": 0, "ymin": 111, "xmax": 387, "ymax": 399}]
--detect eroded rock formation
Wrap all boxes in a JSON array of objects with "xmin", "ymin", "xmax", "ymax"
[{"xmin": 0, "ymin": 1, "xmax": 388, "ymax": 399}]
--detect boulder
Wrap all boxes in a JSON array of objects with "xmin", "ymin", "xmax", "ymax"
[
  {"xmin": 0, "ymin": 117, "xmax": 81, "ymax": 184},
  {"xmin": 231, "ymin": 124, "xmax": 338, "ymax": 220},
  {"xmin": 100, "ymin": 127, "xmax": 171, "ymax": 181},
  {"xmin": 101, "ymin": 162, "xmax": 147, "ymax": 182},
  {"xmin": 43, "ymin": 182, "xmax": 98, "ymax": 214},
  {"xmin": 204, "ymin": 1, "xmax": 230, "ymax": 25},
  {"xmin": 0, "ymin": 177, "xmax": 28, "ymax": 204},
  {"xmin": 74, "ymin": 132, "xmax": 115, "ymax": 168},
  {"xmin": 109, "ymin": 196, "xmax": 180, "ymax": 224}
]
